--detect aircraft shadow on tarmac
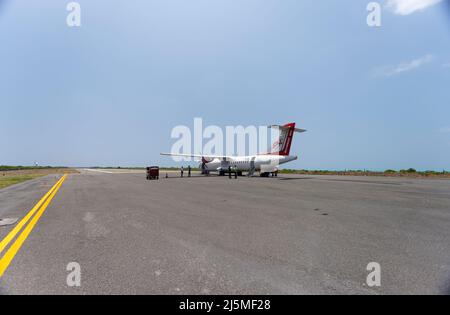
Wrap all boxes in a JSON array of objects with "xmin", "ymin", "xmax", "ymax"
[
  {"xmin": 277, "ymin": 177, "xmax": 313, "ymax": 180},
  {"xmin": 156, "ymin": 175, "xmax": 313, "ymax": 180},
  {"xmin": 158, "ymin": 174, "xmax": 220, "ymax": 180}
]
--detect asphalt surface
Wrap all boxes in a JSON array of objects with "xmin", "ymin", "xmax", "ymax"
[{"xmin": 0, "ymin": 170, "xmax": 450, "ymax": 294}]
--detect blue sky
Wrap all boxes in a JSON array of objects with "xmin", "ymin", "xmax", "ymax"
[{"xmin": 0, "ymin": 0, "xmax": 449, "ymax": 170}]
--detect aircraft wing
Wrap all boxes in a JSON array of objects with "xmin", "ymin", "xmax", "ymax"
[{"xmin": 160, "ymin": 153, "xmax": 234, "ymax": 161}]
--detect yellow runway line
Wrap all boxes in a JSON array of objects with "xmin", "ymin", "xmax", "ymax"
[
  {"xmin": 0, "ymin": 175, "xmax": 65, "ymax": 255},
  {"xmin": 0, "ymin": 174, "xmax": 67, "ymax": 277}
]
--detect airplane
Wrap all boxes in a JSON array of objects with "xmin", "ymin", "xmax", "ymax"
[{"xmin": 161, "ymin": 122, "xmax": 306, "ymax": 177}]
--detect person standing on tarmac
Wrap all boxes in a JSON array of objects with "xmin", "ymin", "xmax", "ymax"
[
  {"xmin": 188, "ymin": 165, "xmax": 191, "ymax": 177},
  {"xmin": 181, "ymin": 166, "xmax": 184, "ymax": 178},
  {"xmin": 228, "ymin": 165, "xmax": 232, "ymax": 179}
]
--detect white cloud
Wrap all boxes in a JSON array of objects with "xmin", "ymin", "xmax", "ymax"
[
  {"xmin": 374, "ymin": 54, "xmax": 434, "ymax": 77},
  {"xmin": 386, "ymin": 0, "xmax": 442, "ymax": 15}
]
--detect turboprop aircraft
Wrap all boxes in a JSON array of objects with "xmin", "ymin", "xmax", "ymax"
[{"xmin": 161, "ymin": 123, "xmax": 306, "ymax": 177}]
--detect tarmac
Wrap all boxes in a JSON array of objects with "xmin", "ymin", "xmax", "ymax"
[{"xmin": 0, "ymin": 169, "xmax": 449, "ymax": 294}]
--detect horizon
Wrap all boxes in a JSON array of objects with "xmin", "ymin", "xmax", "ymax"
[{"xmin": 1, "ymin": 164, "xmax": 447, "ymax": 173}]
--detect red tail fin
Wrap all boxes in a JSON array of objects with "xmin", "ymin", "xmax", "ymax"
[
  {"xmin": 270, "ymin": 123, "xmax": 296, "ymax": 156},
  {"xmin": 266, "ymin": 123, "xmax": 306, "ymax": 156}
]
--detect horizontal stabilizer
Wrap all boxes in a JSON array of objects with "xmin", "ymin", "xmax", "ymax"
[{"xmin": 269, "ymin": 125, "xmax": 307, "ymax": 133}]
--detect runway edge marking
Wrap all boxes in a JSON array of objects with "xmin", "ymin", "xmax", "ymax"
[
  {"xmin": 0, "ymin": 175, "xmax": 65, "ymax": 255},
  {"xmin": 0, "ymin": 174, "xmax": 67, "ymax": 277}
]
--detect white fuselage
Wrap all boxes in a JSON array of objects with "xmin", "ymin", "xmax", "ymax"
[{"xmin": 203, "ymin": 154, "xmax": 298, "ymax": 173}]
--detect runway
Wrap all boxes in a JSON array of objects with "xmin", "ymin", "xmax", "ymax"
[{"xmin": 0, "ymin": 170, "xmax": 449, "ymax": 294}]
